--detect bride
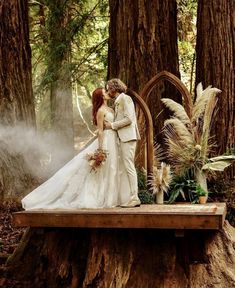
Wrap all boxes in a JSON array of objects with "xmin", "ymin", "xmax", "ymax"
[{"xmin": 22, "ymin": 88, "xmax": 131, "ymax": 210}]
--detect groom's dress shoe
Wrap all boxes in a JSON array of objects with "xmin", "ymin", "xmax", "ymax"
[{"xmin": 121, "ymin": 199, "xmax": 141, "ymax": 208}]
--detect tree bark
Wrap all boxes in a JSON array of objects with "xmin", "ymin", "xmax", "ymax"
[
  {"xmin": 0, "ymin": 0, "xmax": 37, "ymax": 199},
  {"xmin": 2, "ymin": 221, "xmax": 235, "ymax": 287},
  {"xmin": 108, "ymin": 0, "xmax": 180, "ymax": 168},
  {"xmin": 108, "ymin": 0, "xmax": 180, "ymax": 149},
  {"xmin": 195, "ymin": 0, "xmax": 234, "ymax": 177},
  {"xmin": 0, "ymin": 0, "xmax": 35, "ymax": 125}
]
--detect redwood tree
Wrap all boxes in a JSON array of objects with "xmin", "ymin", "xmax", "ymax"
[
  {"xmin": 108, "ymin": 0, "xmax": 181, "ymax": 149},
  {"xmin": 0, "ymin": 0, "xmax": 35, "ymax": 125},
  {"xmin": 0, "ymin": 0, "xmax": 36, "ymax": 199},
  {"xmin": 195, "ymin": 0, "xmax": 234, "ymax": 176}
]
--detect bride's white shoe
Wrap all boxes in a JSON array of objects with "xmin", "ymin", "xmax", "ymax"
[{"xmin": 120, "ymin": 199, "xmax": 141, "ymax": 208}]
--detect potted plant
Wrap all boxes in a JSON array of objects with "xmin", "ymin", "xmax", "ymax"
[
  {"xmin": 195, "ymin": 185, "xmax": 207, "ymax": 204},
  {"xmin": 167, "ymin": 176, "xmax": 197, "ymax": 204},
  {"xmin": 161, "ymin": 83, "xmax": 235, "ymax": 195},
  {"xmin": 148, "ymin": 161, "xmax": 172, "ymax": 204}
]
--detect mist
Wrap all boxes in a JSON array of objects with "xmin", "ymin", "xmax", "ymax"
[{"xmin": 0, "ymin": 123, "xmax": 75, "ymax": 181}]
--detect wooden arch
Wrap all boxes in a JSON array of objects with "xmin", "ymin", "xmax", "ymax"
[
  {"xmin": 140, "ymin": 71, "xmax": 192, "ymax": 119},
  {"xmin": 127, "ymin": 88, "xmax": 154, "ymax": 177},
  {"xmin": 127, "ymin": 71, "xmax": 192, "ymax": 179}
]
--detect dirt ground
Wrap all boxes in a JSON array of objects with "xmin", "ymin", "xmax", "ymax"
[{"xmin": 0, "ymin": 202, "xmax": 25, "ymax": 256}]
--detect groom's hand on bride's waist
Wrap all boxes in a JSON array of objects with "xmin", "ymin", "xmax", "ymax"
[{"xmin": 104, "ymin": 120, "xmax": 112, "ymax": 129}]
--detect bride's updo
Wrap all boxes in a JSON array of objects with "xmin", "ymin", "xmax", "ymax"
[{"xmin": 92, "ymin": 87, "xmax": 104, "ymax": 125}]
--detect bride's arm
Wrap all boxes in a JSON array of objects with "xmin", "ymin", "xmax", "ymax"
[{"xmin": 96, "ymin": 109, "xmax": 105, "ymax": 150}]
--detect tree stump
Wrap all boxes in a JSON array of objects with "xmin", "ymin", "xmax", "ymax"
[{"xmin": 1, "ymin": 221, "xmax": 235, "ymax": 287}]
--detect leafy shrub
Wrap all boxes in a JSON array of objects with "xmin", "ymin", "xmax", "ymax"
[
  {"xmin": 167, "ymin": 175, "xmax": 197, "ymax": 203},
  {"xmin": 138, "ymin": 190, "xmax": 154, "ymax": 204},
  {"xmin": 137, "ymin": 167, "xmax": 147, "ymax": 190}
]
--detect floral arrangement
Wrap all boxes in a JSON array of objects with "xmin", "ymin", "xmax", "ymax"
[
  {"xmin": 161, "ymin": 83, "xmax": 235, "ymax": 195},
  {"xmin": 148, "ymin": 144, "xmax": 172, "ymax": 204},
  {"xmin": 148, "ymin": 162, "xmax": 172, "ymax": 196},
  {"xmin": 86, "ymin": 149, "xmax": 108, "ymax": 172}
]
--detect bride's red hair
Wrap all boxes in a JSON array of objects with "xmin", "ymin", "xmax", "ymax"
[{"xmin": 92, "ymin": 88, "xmax": 104, "ymax": 125}]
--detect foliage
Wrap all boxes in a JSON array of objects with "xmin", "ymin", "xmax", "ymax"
[
  {"xmin": 137, "ymin": 167, "xmax": 147, "ymax": 191},
  {"xmin": 136, "ymin": 167, "xmax": 154, "ymax": 204},
  {"xmin": 138, "ymin": 190, "xmax": 154, "ymax": 204},
  {"xmin": 178, "ymin": 41, "xmax": 195, "ymax": 92},
  {"xmin": 177, "ymin": 0, "xmax": 197, "ymax": 91},
  {"xmin": 167, "ymin": 174, "xmax": 197, "ymax": 203},
  {"xmin": 29, "ymin": 0, "xmax": 109, "ymax": 128},
  {"xmin": 195, "ymin": 185, "xmax": 206, "ymax": 196},
  {"xmin": 202, "ymin": 155, "xmax": 235, "ymax": 172},
  {"xmin": 162, "ymin": 83, "xmax": 235, "ymax": 195},
  {"xmin": 177, "ymin": 0, "xmax": 197, "ymax": 41}
]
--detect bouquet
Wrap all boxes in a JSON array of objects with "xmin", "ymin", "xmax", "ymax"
[{"xmin": 86, "ymin": 149, "xmax": 109, "ymax": 172}]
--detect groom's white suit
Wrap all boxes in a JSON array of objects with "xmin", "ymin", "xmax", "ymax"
[{"xmin": 111, "ymin": 92, "xmax": 141, "ymax": 206}]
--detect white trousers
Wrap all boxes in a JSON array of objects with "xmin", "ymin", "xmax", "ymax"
[{"xmin": 119, "ymin": 140, "xmax": 139, "ymax": 201}]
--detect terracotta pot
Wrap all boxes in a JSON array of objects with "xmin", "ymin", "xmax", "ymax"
[{"xmin": 199, "ymin": 196, "xmax": 207, "ymax": 204}]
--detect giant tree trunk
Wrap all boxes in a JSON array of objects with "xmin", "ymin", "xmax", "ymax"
[
  {"xmin": 108, "ymin": 0, "xmax": 180, "ymax": 166},
  {"xmin": 0, "ymin": 0, "xmax": 37, "ymax": 199},
  {"xmin": 195, "ymin": 0, "xmax": 234, "ymax": 177},
  {"xmin": 47, "ymin": 0, "xmax": 74, "ymax": 165},
  {"xmin": 0, "ymin": 0, "xmax": 35, "ymax": 125},
  {"xmin": 2, "ymin": 221, "xmax": 235, "ymax": 287}
]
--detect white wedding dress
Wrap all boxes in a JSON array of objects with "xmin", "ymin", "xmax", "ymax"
[{"xmin": 22, "ymin": 111, "xmax": 131, "ymax": 210}]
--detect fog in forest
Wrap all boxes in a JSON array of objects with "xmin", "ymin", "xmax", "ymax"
[{"xmin": 0, "ymin": 123, "xmax": 76, "ymax": 180}]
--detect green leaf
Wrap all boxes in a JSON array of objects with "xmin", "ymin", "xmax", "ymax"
[
  {"xmin": 208, "ymin": 155, "xmax": 235, "ymax": 162},
  {"xmin": 179, "ymin": 188, "xmax": 186, "ymax": 200},
  {"xmin": 167, "ymin": 189, "xmax": 180, "ymax": 204},
  {"xmin": 202, "ymin": 160, "xmax": 234, "ymax": 171}
]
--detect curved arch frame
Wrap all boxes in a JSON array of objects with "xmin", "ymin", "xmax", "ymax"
[
  {"xmin": 127, "ymin": 88, "xmax": 154, "ymax": 177},
  {"xmin": 127, "ymin": 71, "xmax": 192, "ymax": 180},
  {"xmin": 140, "ymin": 71, "xmax": 192, "ymax": 119}
]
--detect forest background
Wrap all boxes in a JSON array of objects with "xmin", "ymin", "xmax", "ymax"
[
  {"xmin": 0, "ymin": 0, "xmax": 234, "ymax": 205},
  {"xmin": 0, "ymin": 1, "xmax": 234, "ymax": 286}
]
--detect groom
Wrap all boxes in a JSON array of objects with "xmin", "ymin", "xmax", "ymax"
[{"xmin": 105, "ymin": 78, "xmax": 141, "ymax": 207}]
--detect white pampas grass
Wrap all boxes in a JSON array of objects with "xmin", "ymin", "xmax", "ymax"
[
  {"xmin": 192, "ymin": 83, "xmax": 221, "ymax": 122},
  {"xmin": 164, "ymin": 118, "xmax": 194, "ymax": 146},
  {"xmin": 161, "ymin": 83, "xmax": 223, "ymax": 178},
  {"xmin": 161, "ymin": 98, "xmax": 191, "ymax": 125},
  {"xmin": 148, "ymin": 162, "xmax": 172, "ymax": 195}
]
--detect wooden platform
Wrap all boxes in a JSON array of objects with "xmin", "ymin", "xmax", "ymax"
[{"xmin": 13, "ymin": 203, "xmax": 226, "ymax": 230}]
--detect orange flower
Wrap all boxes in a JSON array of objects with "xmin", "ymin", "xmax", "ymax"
[{"xmin": 86, "ymin": 149, "xmax": 108, "ymax": 172}]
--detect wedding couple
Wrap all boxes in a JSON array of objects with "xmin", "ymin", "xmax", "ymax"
[{"xmin": 22, "ymin": 78, "xmax": 141, "ymax": 210}]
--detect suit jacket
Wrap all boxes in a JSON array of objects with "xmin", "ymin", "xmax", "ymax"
[{"xmin": 111, "ymin": 93, "xmax": 140, "ymax": 142}]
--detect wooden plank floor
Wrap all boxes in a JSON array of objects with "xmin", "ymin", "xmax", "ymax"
[{"xmin": 13, "ymin": 203, "xmax": 226, "ymax": 230}]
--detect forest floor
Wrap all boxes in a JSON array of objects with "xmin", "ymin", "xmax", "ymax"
[
  {"xmin": 0, "ymin": 201, "xmax": 25, "ymax": 257},
  {"xmin": 0, "ymin": 202, "xmax": 25, "ymax": 287}
]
